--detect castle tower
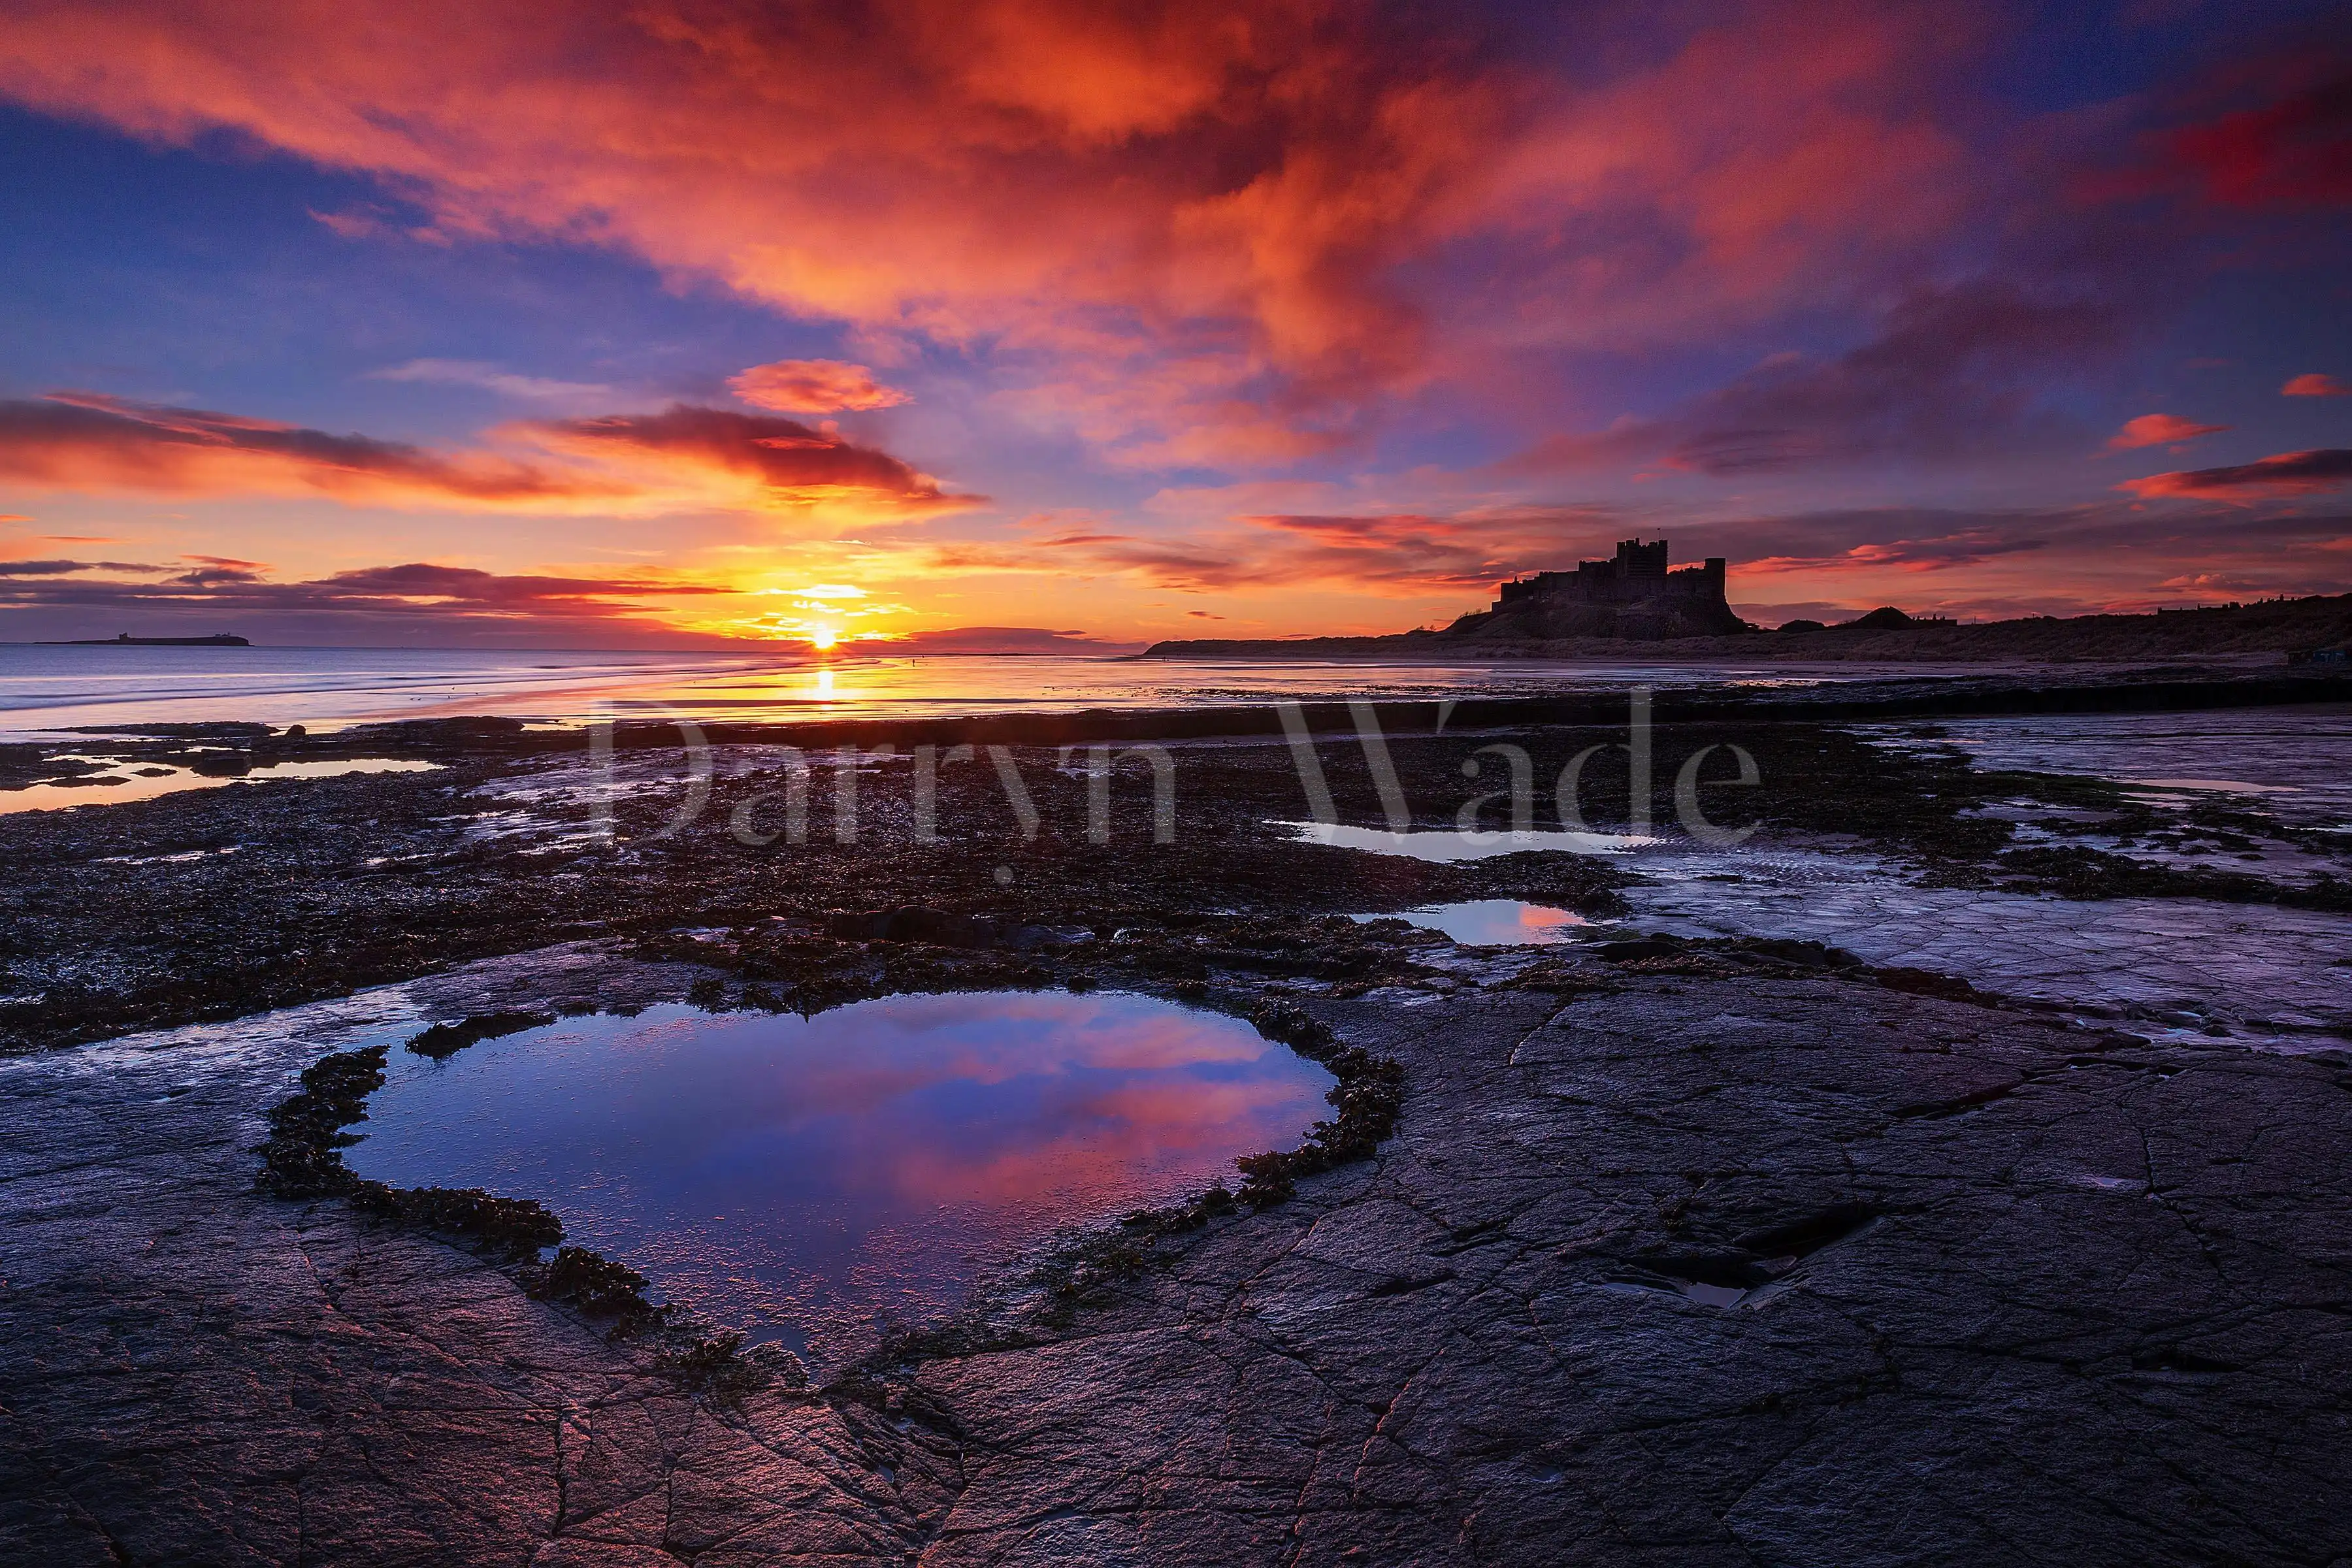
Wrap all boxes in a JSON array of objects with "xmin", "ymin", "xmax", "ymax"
[{"xmin": 1616, "ymin": 538, "xmax": 1669, "ymax": 577}]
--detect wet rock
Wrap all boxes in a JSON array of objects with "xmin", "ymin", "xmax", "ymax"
[
  {"xmin": 822, "ymin": 905, "xmax": 1083, "ymax": 951},
  {"xmin": 4, "ymin": 950, "xmax": 2347, "ymax": 1564}
]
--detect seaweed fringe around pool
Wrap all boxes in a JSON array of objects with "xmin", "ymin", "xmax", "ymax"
[
  {"xmin": 248, "ymin": 983, "xmax": 1406, "ymax": 1396},
  {"xmin": 252, "ymin": 1032, "xmax": 809, "ymax": 1400}
]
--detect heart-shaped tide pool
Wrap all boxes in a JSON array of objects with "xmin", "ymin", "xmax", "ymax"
[{"xmin": 346, "ymin": 990, "xmax": 1335, "ymax": 1367}]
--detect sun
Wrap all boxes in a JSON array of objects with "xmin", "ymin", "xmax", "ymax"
[{"xmin": 806, "ymin": 626, "xmax": 840, "ymax": 651}]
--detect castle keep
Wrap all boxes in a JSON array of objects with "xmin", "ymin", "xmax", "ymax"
[{"xmin": 1449, "ymin": 538, "xmax": 1746, "ymax": 640}]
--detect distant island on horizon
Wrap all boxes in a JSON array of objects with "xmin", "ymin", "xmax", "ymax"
[{"xmin": 36, "ymin": 632, "xmax": 252, "ymax": 647}]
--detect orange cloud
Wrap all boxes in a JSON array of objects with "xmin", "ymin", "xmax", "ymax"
[
  {"xmin": 0, "ymin": 391, "xmax": 966, "ymax": 517},
  {"xmin": 729, "ymin": 360, "xmax": 911, "ymax": 414},
  {"xmin": 2119, "ymin": 448, "xmax": 2352, "ymax": 498},
  {"xmin": 0, "ymin": 392, "xmax": 592, "ymax": 506},
  {"xmin": 523, "ymin": 404, "xmax": 960, "ymax": 510},
  {"xmin": 2283, "ymin": 372, "xmax": 2351, "ymax": 397},
  {"xmin": 2106, "ymin": 412, "xmax": 2227, "ymax": 450}
]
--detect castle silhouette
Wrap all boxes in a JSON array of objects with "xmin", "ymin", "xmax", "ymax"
[{"xmin": 1450, "ymin": 538, "xmax": 1747, "ymax": 640}]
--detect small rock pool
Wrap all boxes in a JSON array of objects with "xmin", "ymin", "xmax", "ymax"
[
  {"xmin": 345, "ymin": 990, "xmax": 1335, "ymax": 1367},
  {"xmin": 1352, "ymin": 900, "xmax": 1603, "ymax": 945}
]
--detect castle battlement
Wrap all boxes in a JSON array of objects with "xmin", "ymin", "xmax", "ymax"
[{"xmin": 1495, "ymin": 539, "xmax": 1726, "ymax": 610}]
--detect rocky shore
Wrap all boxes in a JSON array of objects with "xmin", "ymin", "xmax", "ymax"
[
  {"xmin": 6, "ymin": 939, "xmax": 2348, "ymax": 1565},
  {"xmin": 2, "ymin": 678, "xmax": 2349, "ymax": 1564}
]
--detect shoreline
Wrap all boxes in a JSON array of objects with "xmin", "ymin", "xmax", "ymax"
[{"xmin": 3, "ymin": 661, "xmax": 2342, "ymax": 769}]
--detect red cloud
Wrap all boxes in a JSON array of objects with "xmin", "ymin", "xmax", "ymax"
[
  {"xmin": 2160, "ymin": 68, "xmax": 2352, "ymax": 208},
  {"xmin": 729, "ymin": 361, "xmax": 911, "ymax": 414},
  {"xmin": 2284, "ymin": 372, "xmax": 2351, "ymax": 397},
  {"xmin": 2106, "ymin": 413, "xmax": 2227, "ymax": 451},
  {"xmin": 2119, "ymin": 448, "xmax": 2352, "ymax": 498}
]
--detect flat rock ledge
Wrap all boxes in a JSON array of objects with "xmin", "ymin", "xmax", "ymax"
[{"xmin": 3, "ymin": 946, "xmax": 2348, "ymax": 1567}]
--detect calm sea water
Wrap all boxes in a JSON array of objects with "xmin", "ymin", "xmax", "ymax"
[{"xmin": 0, "ymin": 642, "xmax": 1977, "ymax": 737}]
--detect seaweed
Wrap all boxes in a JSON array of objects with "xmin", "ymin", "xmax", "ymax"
[
  {"xmin": 406, "ymin": 1010, "xmax": 555, "ymax": 1059},
  {"xmin": 523, "ymin": 1245, "xmax": 666, "ymax": 1327},
  {"xmin": 1224, "ymin": 999, "xmax": 1406, "ymax": 1209},
  {"xmin": 346, "ymin": 1183, "xmax": 564, "ymax": 1258},
  {"xmin": 654, "ymin": 1331, "xmax": 808, "ymax": 1403},
  {"xmin": 253, "ymin": 1045, "xmax": 388, "ymax": 1198}
]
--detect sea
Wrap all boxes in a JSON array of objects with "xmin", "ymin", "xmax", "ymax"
[{"xmin": 0, "ymin": 642, "xmax": 2019, "ymax": 738}]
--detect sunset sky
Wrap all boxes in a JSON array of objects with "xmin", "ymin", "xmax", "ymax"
[{"xmin": 1, "ymin": 0, "xmax": 2347, "ymax": 647}]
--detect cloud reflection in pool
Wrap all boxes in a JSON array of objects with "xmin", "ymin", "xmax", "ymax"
[
  {"xmin": 345, "ymin": 992, "xmax": 1334, "ymax": 1367},
  {"xmin": 1352, "ymin": 900, "xmax": 1601, "ymax": 946}
]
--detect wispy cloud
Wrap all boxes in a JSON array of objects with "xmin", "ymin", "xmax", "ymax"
[
  {"xmin": 0, "ymin": 559, "xmax": 732, "ymax": 617},
  {"xmin": 1740, "ymin": 532, "xmax": 2051, "ymax": 574},
  {"xmin": 1509, "ymin": 283, "xmax": 2121, "ymax": 478},
  {"xmin": 933, "ymin": 504, "xmax": 1624, "ymax": 595},
  {"xmin": 0, "ymin": 557, "xmax": 167, "ymax": 577},
  {"xmin": 369, "ymin": 359, "xmax": 613, "ymax": 401},
  {"xmin": 2284, "ymin": 372, "xmax": 2351, "ymax": 397}
]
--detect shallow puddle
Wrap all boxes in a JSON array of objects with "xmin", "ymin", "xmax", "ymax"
[
  {"xmin": 344, "ymin": 991, "xmax": 1335, "ymax": 1367},
  {"xmin": 0, "ymin": 756, "xmax": 440, "ymax": 813},
  {"xmin": 1621, "ymin": 840, "xmax": 2352, "ymax": 1049},
  {"xmin": 1858, "ymin": 703, "xmax": 2352, "ymax": 828},
  {"xmin": 1276, "ymin": 819, "xmax": 1648, "ymax": 860},
  {"xmin": 1353, "ymin": 900, "xmax": 1601, "ymax": 945}
]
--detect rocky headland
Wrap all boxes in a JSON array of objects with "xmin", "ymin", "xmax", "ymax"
[{"xmin": 1144, "ymin": 590, "xmax": 2352, "ymax": 665}]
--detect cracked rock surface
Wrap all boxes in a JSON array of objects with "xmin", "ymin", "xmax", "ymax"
[{"xmin": 5, "ymin": 945, "xmax": 2348, "ymax": 1565}]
